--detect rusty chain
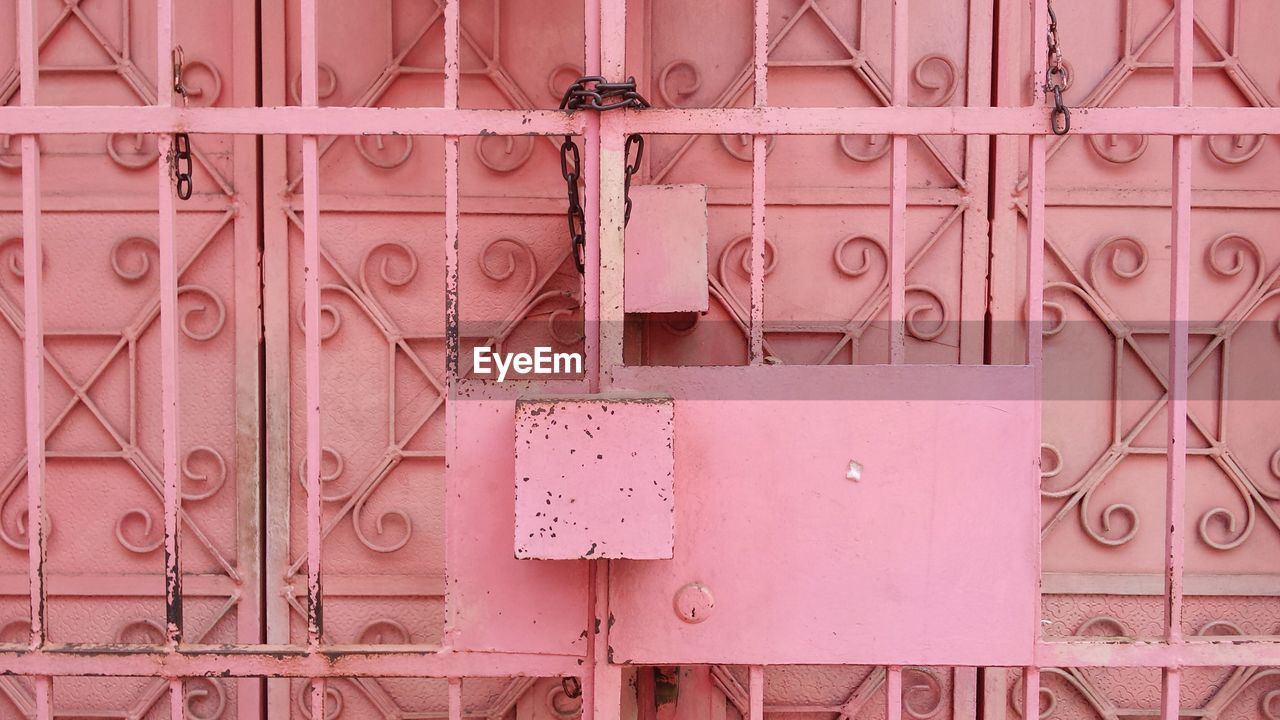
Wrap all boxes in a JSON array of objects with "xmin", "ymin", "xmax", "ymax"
[
  {"xmin": 1045, "ymin": 4, "xmax": 1071, "ymax": 135},
  {"xmin": 170, "ymin": 46, "xmax": 194, "ymax": 200},
  {"xmin": 558, "ymin": 76, "xmax": 649, "ymax": 275}
]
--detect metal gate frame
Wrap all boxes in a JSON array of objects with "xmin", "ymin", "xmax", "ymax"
[{"xmin": 3, "ymin": 0, "xmax": 1280, "ymax": 717}]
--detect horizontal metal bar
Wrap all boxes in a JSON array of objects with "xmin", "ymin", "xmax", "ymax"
[
  {"xmin": 617, "ymin": 106, "xmax": 1280, "ymax": 136},
  {"xmin": 5, "ymin": 642, "xmax": 1278, "ymax": 674},
  {"xmin": 1037, "ymin": 639, "xmax": 1280, "ymax": 667},
  {"xmin": 1, "ymin": 105, "xmax": 1278, "ymax": 136},
  {"xmin": 0, "ymin": 106, "xmax": 582, "ymax": 135},
  {"xmin": 0, "ymin": 648, "xmax": 585, "ymax": 678},
  {"xmin": 1042, "ymin": 572, "xmax": 1280, "ymax": 596}
]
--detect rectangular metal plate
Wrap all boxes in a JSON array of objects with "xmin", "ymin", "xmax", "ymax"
[
  {"xmin": 607, "ymin": 365, "xmax": 1039, "ymax": 666},
  {"xmin": 515, "ymin": 394, "xmax": 675, "ymax": 559},
  {"xmin": 624, "ymin": 184, "xmax": 710, "ymax": 314}
]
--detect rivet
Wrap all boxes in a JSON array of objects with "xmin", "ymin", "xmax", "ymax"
[{"xmin": 673, "ymin": 582, "xmax": 714, "ymax": 624}]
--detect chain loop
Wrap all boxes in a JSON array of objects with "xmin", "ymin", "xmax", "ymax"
[
  {"xmin": 170, "ymin": 46, "xmax": 194, "ymax": 200},
  {"xmin": 558, "ymin": 76, "xmax": 650, "ymax": 275},
  {"xmin": 1045, "ymin": 4, "xmax": 1071, "ymax": 135}
]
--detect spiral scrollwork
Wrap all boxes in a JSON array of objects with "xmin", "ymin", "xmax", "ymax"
[
  {"xmin": 1074, "ymin": 615, "xmax": 1132, "ymax": 638},
  {"xmin": 833, "ymin": 235, "xmax": 886, "ymax": 279},
  {"xmin": 115, "ymin": 618, "xmax": 166, "ymax": 645},
  {"xmin": 290, "ymin": 63, "xmax": 339, "ymax": 106},
  {"xmin": 185, "ymin": 677, "xmax": 229, "ymax": 720},
  {"xmin": 295, "ymin": 288, "xmax": 344, "ymax": 342},
  {"xmin": 901, "ymin": 668, "xmax": 944, "ymax": 720},
  {"xmin": 1195, "ymin": 619, "xmax": 1245, "ymax": 636},
  {"xmin": 546, "ymin": 683, "xmax": 585, "ymax": 719},
  {"xmin": 1087, "ymin": 235, "xmax": 1148, "ymax": 289},
  {"xmin": 1199, "ymin": 503, "xmax": 1254, "ymax": 551},
  {"xmin": 352, "ymin": 479, "xmax": 412, "ymax": 553},
  {"xmin": 1040, "ymin": 443, "xmax": 1063, "ymax": 480},
  {"xmin": 180, "ymin": 58, "xmax": 224, "ymax": 108},
  {"xmin": 1080, "ymin": 489, "xmax": 1139, "ymax": 546},
  {"xmin": 0, "ymin": 236, "xmax": 36, "ymax": 280},
  {"xmin": 905, "ymin": 285, "xmax": 949, "ymax": 342},
  {"xmin": 181, "ymin": 445, "xmax": 227, "ymax": 502},
  {"xmin": 480, "ymin": 237, "xmax": 539, "ymax": 298},
  {"xmin": 1207, "ymin": 134, "xmax": 1265, "ymax": 165},
  {"xmin": 1042, "ymin": 299, "xmax": 1066, "ymax": 337},
  {"xmin": 476, "ymin": 135, "xmax": 535, "ymax": 173},
  {"xmin": 547, "ymin": 294, "xmax": 587, "ymax": 346},
  {"xmin": 719, "ymin": 133, "xmax": 775, "ymax": 162},
  {"xmin": 297, "ymin": 446, "xmax": 355, "ymax": 503},
  {"xmin": 548, "ymin": 64, "xmax": 584, "ymax": 101},
  {"xmin": 177, "ymin": 285, "xmax": 228, "ymax": 341},
  {"xmin": 718, "ymin": 233, "xmax": 779, "ymax": 283},
  {"xmin": 838, "ymin": 134, "xmax": 892, "ymax": 163},
  {"xmin": 360, "ymin": 240, "xmax": 419, "ymax": 304},
  {"xmin": 1207, "ymin": 233, "xmax": 1264, "ymax": 284},
  {"xmin": 111, "ymin": 236, "xmax": 159, "ymax": 282},
  {"xmin": 296, "ymin": 679, "xmax": 344, "ymax": 720},
  {"xmin": 0, "ymin": 134, "xmax": 32, "ymax": 170},
  {"xmin": 115, "ymin": 507, "xmax": 164, "ymax": 554},
  {"xmin": 0, "ymin": 619, "xmax": 29, "ymax": 644},
  {"xmin": 107, "ymin": 133, "xmax": 159, "ymax": 169},
  {"xmin": 356, "ymin": 134, "xmax": 414, "ymax": 169},
  {"xmin": 657, "ymin": 60, "xmax": 702, "ymax": 107},
  {"xmin": 1010, "ymin": 674, "xmax": 1056, "ymax": 720},
  {"xmin": 911, "ymin": 54, "xmax": 959, "ymax": 107},
  {"xmin": 1088, "ymin": 134, "xmax": 1149, "ymax": 164},
  {"xmin": 0, "ymin": 486, "xmax": 47, "ymax": 550},
  {"xmin": 356, "ymin": 618, "xmax": 412, "ymax": 645}
]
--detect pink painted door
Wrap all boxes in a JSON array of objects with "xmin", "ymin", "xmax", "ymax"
[{"xmin": 2, "ymin": 0, "xmax": 1279, "ymax": 718}]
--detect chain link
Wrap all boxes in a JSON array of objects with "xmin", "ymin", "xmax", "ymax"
[
  {"xmin": 558, "ymin": 76, "xmax": 650, "ymax": 275},
  {"xmin": 1045, "ymin": 4, "xmax": 1071, "ymax": 136},
  {"xmin": 170, "ymin": 46, "xmax": 194, "ymax": 200},
  {"xmin": 559, "ymin": 76, "xmax": 650, "ymax": 112}
]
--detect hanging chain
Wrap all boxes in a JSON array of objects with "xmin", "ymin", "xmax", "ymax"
[
  {"xmin": 558, "ymin": 76, "xmax": 649, "ymax": 275},
  {"xmin": 169, "ymin": 46, "xmax": 194, "ymax": 200},
  {"xmin": 1045, "ymin": 4, "xmax": 1071, "ymax": 135}
]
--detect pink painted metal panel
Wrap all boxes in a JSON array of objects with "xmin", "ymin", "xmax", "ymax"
[
  {"xmin": 514, "ymin": 394, "xmax": 674, "ymax": 559},
  {"xmin": 608, "ymin": 365, "xmax": 1039, "ymax": 666},
  {"xmin": 449, "ymin": 398, "xmax": 589, "ymax": 655},
  {"xmin": 623, "ymin": 185, "xmax": 708, "ymax": 314}
]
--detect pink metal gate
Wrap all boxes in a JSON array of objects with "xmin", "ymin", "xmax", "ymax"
[{"xmin": 2, "ymin": 0, "xmax": 1280, "ymax": 718}]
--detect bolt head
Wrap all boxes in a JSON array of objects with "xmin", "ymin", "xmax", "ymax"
[{"xmin": 673, "ymin": 582, "xmax": 714, "ymax": 624}]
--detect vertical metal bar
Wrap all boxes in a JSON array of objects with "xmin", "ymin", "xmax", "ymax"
[
  {"xmin": 259, "ymin": 0, "xmax": 291, "ymax": 711},
  {"xmin": 18, "ymin": 0, "xmax": 52, "ymax": 715},
  {"xmin": 953, "ymin": 668, "xmax": 978, "ymax": 720},
  {"xmin": 1165, "ymin": 0, "xmax": 1194, "ymax": 651},
  {"xmin": 749, "ymin": 667, "xmax": 764, "ymax": 720},
  {"xmin": 887, "ymin": 0, "xmax": 908, "ymax": 364},
  {"xmin": 886, "ymin": 667, "xmax": 903, "ymax": 720},
  {"xmin": 441, "ymin": 0, "xmax": 461, "ymax": 652},
  {"xmin": 450, "ymin": 678, "xmax": 463, "ymax": 720},
  {"xmin": 156, "ymin": 0, "xmax": 182, "ymax": 650},
  {"xmin": 1161, "ymin": 669, "xmax": 1181, "ymax": 720},
  {"xmin": 300, "ymin": 0, "xmax": 325, "ymax": 714},
  {"xmin": 584, "ymin": 0, "xmax": 605, "ymax": 389},
  {"xmin": 1028, "ymin": 0, "xmax": 1049, "ymax": 656},
  {"xmin": 228, "ymin": 0, "xmax": 263, "ymax": 712},
  {"xmin": 749, "ymin": 0, "xmax": 768, "ymax": 364},
  {"xmin": 1022, "ymin": 668, "xmax": 1040, "ymax": 720},
  {"xmin": 957, "ymin": 0, "xmax": 995, "ymax": 364},
  {"xmin": 155, "ymin": 0, "xmax": 184, "ymax": 714}
]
